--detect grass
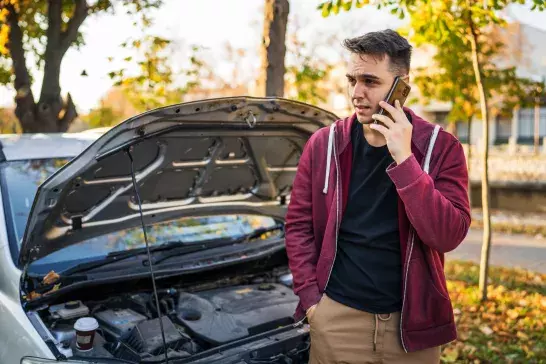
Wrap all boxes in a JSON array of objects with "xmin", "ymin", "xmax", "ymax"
[{"xmin": 442, "ymin": 260, "xmax": 546, "ymax": 363}]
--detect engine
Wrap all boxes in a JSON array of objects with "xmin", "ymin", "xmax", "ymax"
[
  {"xmin": 35, "ymin": 274, "xmax": 310, "ymax": 363},
  {"xmin": 177, "ymin": 283, "xmax": 298, "ymax": 345}
]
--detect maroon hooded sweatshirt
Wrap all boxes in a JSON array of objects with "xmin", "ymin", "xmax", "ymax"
[{"xmin": 285, "ymin": 108, "xmax": 471, "ymax": 353}]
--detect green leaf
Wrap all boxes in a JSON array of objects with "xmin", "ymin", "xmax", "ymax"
[
  {"xmin": 321, "ymin": 2, "xmax": 333, "ymax": 17},
  {"xmin": 0, "ymin": 66, "xmax": 13, "ymax": 85},
  {"xmin": 332, "ymin": 0, "xmax": 341, "ymax": 14},
  {"xmin": 355, "ymin": 0, "xmax": 367, "ymax": 7}
]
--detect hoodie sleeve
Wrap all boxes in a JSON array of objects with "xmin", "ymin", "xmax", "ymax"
[
  {"xmin": 284, "ymin": 135, "xmax": 322, "ymax": 312},
  {"xmin": 386, "ymin": 138, "xmax": 471, "ymax": 253}
]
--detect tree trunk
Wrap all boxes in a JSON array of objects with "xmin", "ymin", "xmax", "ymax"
[
  {"xmin": 467, "ymin": 116, "xmax": 473, "ymax": 208},
  {"xmin": 6, "ymin": 0, "xmax": 86, "ymax": 133},
  {"xmin": 468, "ymin": 16, "xmax": 492, "ymax": 302},
  {"xmin": 535, "ymin": 98, "xmax": 541, "ymax": 155},
  {"xmin": 5, "ymin": 3, "xmax": 36, "ymax": 132},
  {"xmin": 259, "ymin": 0, "xmax": 289, "ymax": 97}
]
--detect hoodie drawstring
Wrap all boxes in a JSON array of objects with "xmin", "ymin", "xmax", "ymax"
[{"xmin": 323, "ymin": 123, "xmax": 336, "ymax": 194}]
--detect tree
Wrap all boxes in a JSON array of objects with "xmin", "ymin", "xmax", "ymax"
[
  {"xmin": 409, "ymin": 25, "xmax": 540, "ymax": 208},
  {"xmin": 0, "ymin": 0, "xmax": 162, "ymax": 133},
  {"xmin": 259, "ymin": 0, "xmax": 289, "ymax": 97},
  {"xmin": 108, "ymin": 36, "xmax": 204, "ymax": 113},
  {"xmin": 82, "ymin": 105, "xmax": 122, "ymax": 129},
  {"xmin": 284, "ymin": 16, "xmax": 334, "ymax": 105},
  {"xmin": 318, "ymin": 0, "xmax": 546, "ymax": 301}
]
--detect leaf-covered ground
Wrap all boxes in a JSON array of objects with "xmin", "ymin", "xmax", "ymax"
[{"xmin": 442, "ymin": 260, "xmax": 546, "ymax": 363}]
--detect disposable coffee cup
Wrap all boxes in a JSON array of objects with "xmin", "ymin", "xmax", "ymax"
[{"xmin": 74, "ymin": 317, "xmax": 98, "ymax": 351}]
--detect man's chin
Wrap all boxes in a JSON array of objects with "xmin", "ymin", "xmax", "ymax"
[{"xmin": 356, "ymin": 115, "xmax": 374, "ymax": 124}]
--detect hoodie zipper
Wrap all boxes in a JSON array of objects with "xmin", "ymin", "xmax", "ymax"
[
  {"xmin": 400, "ymin": 125, "xmax": 441, "ymax": 352},
  {"xmin": 324, "ymin": 127, "xmax": 340, "ymax": 289},
  {"xmin": 399, "ymin": 226, "xmax": 415, "ymax": 353}
]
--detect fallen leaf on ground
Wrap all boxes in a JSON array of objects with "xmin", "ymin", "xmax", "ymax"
[
  {"xmin": 480, "ymin": 325, "xmax": 494, "ymax": 336},
  {"xmin": 516, "ymin": 331, "xmax": 529, "ymax": 340},
  {"xmin": 441, "ymin": 347, "xmax": 460, "ymax": 362}
]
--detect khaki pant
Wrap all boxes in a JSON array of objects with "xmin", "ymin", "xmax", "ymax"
[{"xmin": 308, "ymin": 294, "xmax": 441, "ymax": 364}]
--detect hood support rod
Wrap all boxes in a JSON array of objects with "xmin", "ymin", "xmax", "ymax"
[{"xmin": 126, "ymin": 146, "xmax": 170, "ymax": 364}]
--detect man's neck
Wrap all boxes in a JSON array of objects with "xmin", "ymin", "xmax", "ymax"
[{"xmin": 362, "ymin": 123, "xmax": 387, "ymax": 147}]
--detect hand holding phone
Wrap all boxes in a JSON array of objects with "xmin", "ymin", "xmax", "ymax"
[
  {"xmin": 376, "ymin": 76, "xmax": 411, "ymax": 123},
  {"xmin": 370, "ymin": 77, "xmax": 413, "ymax": 164}
]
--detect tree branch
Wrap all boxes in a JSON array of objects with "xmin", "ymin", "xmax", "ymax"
[
  {"xmin": 60, "ymin": 0, "xmax": 88, "ymax": 56},
  {"xmin": 40, "ymin": 0, "xmax": 64, "ymax": 103},
  {"xmin": 47, "ymin": 0, "xmax": 62, "ymax": 48},
  {"xmin": 6, "ymin": 3, "xmax": 32, "ymax": 92}
]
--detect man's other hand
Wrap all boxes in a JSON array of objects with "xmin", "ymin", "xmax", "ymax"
[{"xmin": 306, "ymin": 303, "xmax": 318, "ymax": 321}]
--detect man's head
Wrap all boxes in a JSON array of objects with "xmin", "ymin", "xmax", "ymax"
[{"xmin": 344, "ymin": 29, "xmax": 412, "ymax": 124}]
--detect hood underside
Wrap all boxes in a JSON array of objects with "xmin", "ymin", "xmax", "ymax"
[{"xmin": 19, "ymin": 97, "xmax": 338, "ymax": 266}]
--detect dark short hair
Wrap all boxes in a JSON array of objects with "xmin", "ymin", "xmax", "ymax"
[{"xmin": 343, "ymin": 29, "xmax": 412, "ymax": 75}]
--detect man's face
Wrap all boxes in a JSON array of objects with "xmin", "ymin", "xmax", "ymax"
[{"xmin": 346, "ymin": 53, "xmax": 398, "ymax": 124}]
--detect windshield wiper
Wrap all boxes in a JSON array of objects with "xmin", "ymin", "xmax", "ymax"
[
  {"xmin": 145, "ymin": 239, "xmax": 234, "ymax": 266},
  {"xmin": 241, "ymin": 223, "xmax": 284, "ymax": 243},
  {"xmin": 60, "ymin": 240, "xmax": 198, "ymax": 276},
  {"xmin": 60, "ymin": 223, "xmax": 284, "ymax": 276},
  {"xmin": 137, "ymin": 223, "xmax": 284, "ymax": 266}
]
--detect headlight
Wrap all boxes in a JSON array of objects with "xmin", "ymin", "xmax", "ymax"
[{"xmin": 21, "ymin": 357, "xmax": 103, "ymax": 364}]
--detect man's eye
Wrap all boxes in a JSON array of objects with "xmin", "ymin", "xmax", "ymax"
[
  {"xmin": 365, "ymin": 79, "xmax": 376, "ymax": 85},
  {"xmin": 348, "ymin": 78, "xmax": 356, "ymax": 85}
]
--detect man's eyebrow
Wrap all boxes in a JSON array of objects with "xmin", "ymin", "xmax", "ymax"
[{"xmin": 345, "ymin": 73, "xmax": 381, "ymax": 80}]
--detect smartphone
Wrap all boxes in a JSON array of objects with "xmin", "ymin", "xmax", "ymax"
[{"xmin": 377, "ymin": 76, "xmax": 411, "ymax": 120}]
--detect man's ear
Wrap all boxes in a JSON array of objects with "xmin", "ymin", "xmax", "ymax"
[{"xmin": 401, "ymin": 74, "xmax": 410, "ymax": 83}]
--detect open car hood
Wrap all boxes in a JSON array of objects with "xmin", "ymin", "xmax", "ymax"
[{"xmin": 19, "ymin": 97, "xmax": 338, "ymax": 266}]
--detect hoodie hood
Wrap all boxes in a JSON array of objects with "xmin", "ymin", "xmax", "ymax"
[{"xmin": 320, "ymin": 107, "xmax": 436, "ymax": 194}]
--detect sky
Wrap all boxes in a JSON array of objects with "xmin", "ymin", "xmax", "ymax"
[{"xmin": 0, "ymin": 0, "xmax": 545, "ymax": 113}]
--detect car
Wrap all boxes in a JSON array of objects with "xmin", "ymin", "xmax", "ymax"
[{"xmin": 0, "ymin": 96, "xmax": 337, "ymax": 364}]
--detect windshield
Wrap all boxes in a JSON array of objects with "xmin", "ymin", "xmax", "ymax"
[{"xmin": 0, "ymin": 158, "xmax": 279, "ymax": 274}]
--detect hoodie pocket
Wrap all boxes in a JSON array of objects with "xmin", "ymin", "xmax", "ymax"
[{"xmin": 404, "ymin": 258, "xmax": 453, "ymax": 332}]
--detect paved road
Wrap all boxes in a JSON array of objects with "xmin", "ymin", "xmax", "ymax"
[{"xmin": 447, "ymin": 228, "xmax": 546, "ymax": 273}]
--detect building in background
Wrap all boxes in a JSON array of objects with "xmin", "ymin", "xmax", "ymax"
[{"xmin": 410, "ymin": 21, "xmax": 546, "ymax": 148}]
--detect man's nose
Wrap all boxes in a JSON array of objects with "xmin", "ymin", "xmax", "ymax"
[{"xmin": 352, "ymin": 82, "xmax": 367, "ymax": 99}]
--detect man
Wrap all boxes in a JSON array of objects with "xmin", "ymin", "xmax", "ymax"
[{"xmin": 284, "ymin": 29, "xmax": 470, "ymax": 363}]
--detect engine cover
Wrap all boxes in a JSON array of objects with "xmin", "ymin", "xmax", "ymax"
[{"xmin": 176, "ymin": 283, "xmax": 298, "ymax": 345}]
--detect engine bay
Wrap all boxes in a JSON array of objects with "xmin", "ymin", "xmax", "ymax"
[{"xmin": 29, "ymin": 269, "xmax": 310, "ymax": 363}]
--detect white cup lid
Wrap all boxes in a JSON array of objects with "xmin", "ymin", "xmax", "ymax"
[{"xmin": 74, "ymin": 317, "xmax": 98, "ymax": 332}]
